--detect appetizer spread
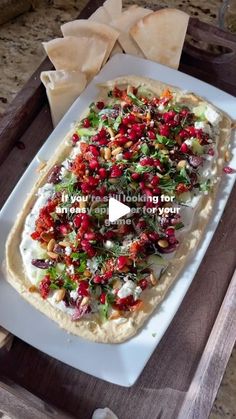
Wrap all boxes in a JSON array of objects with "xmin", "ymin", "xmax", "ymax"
[{"xmin": 6, "ymin": 76, "xmax": 232, "ymax": 342}]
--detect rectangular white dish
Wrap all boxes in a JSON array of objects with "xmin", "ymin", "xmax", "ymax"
[{"xmin": 0, "ymin": 54, "xmax": 235, "ymax": 387}]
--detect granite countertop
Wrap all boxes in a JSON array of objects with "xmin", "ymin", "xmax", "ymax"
[{"xmin": 0, "ymin": 1, "xmax": 235, "ymax": 418}]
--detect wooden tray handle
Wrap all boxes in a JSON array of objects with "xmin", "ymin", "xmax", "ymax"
[{"xmin": 185, "ymin": 17, "xmax": 236, "ymax": 64}]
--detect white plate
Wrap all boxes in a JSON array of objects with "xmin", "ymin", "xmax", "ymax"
[{"xmin": 0, "ymin": 54, "xmax": 235, "ymax": 387}]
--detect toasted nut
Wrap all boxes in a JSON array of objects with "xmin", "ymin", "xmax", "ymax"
[
  {"xmin": 100, "ymin": 148, "xmax": 105, "ymax": 158},
  {"xmin": 154, "ymin": 143, "xmax": 164, "ymax": 150},
  {"xmin": 55, "ymin": 288, "xmax": 66, "ymax": 302},
  {"xmin": 124, "ymin": 141, "xmax": 133, "ymax": 148},
  {"xmin": 177, "ymin": 160, "xmax": 187, "ymax": 170},
  {"xmin": 158, "ymin": 239, "xmax": 169, "ymax": 248},
  {"xmin": 47, "ymin": 238, "xmax": 56, "ymax": 252},
  {"xmin": 40, "ymin": 232, "xmax": 53, "ymax": 242},
  {"xmin": 84, "ymin": 269, "xmax": 92, "ymax": 278},
  {"xmin": 28, "ymin": 285, "xmax": 38, "ymax": 293},
  {"xmin": 109, "ymin": 310, "xmax": 121, "ymax": 320},
  {"xmin": 104, "ymin": 147, "xmax": 111, "ymax": 160},
  {"xmin": 81, "ymin": 296, "xmax": 89, "ymax": 306},
  {"xmin": 107, "ymin": 127, "xmax": 114, "ymax": 138},
  {"xmin": 112, "ymin": 278, "xmax": 122, "ymax": 289},
  {"xmin": 40, "ymin": 242, "xmax": 48, "ymax": 249},
  {"xmin": 225, "ymin": 150, "xmax": 231, "ymax": 162},
  {"xmin": 109, "ymin": 178, "xmax": 119, "ymax": 184},
  {"xmin": 150, "ymin": 273, "xmax": 157, "ymax": 285},
  {"xmin": 47, "ymin": 251, "xmax": 58, "ymax": 259},
  {"xmin": 59, "ymin": 241, "xmax": 71, "ymax": 247},
  {"xmin": 80, "ymin": 200, "xmax": 87, "ymax": 209},
  {"xmin": 146, "ymin": 110, "xmax": 151, "ymax": 121},
  {"xmin": 112, "ymin": 147, "xmax": 123, "ymax": 156}
]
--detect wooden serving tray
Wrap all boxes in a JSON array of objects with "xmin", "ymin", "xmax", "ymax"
[{"xmin": 0, "ymin": 1, "xmax": 236, "ymax": 418}]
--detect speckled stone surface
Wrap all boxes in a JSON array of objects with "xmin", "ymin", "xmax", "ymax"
[{"xmin": 0, "ymin": 1, "xmax": 235, "ymax": 418}]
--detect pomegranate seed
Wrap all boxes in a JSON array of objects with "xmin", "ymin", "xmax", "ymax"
[
  {"xmin": 180, "ymin": 108, "xmax": 189, "ymax": 117},
  {"xmin": 179, "ymin": 130, "xmax": 188, "ymax": 139},
  {"xmin": 148, "ymin": 130, "xmax": 156, "ymax": 140},
  {"xmin": 123, "ymin": 151, "xmax": 132, "ymax": 159},
  {"xmin": 110, "ymin": 165, "xmax": 123, "ymax": 178},
  {"xmin": 168, "ymin": 235, "xmax": 177, "ymax": 245},
  {"xmin": 153, "ymin": 187, "xmax": 161, "ymax": 195},
  {"xmin": 163, "ymin": 110, "xmax": 176, "ymax": 122},
  {"xmin": 93, "ymin": 275, "xmax": 102, "ymax": 284},
  {"xmin": 89, "ymin": 145, "xmax": 99, "ymax": 156},
  {"xmin": 131, "ymin": 172, "xmax": 140, "ymax": 181},
  {"xmin": 166, "ymin": 227, "xmax": 175, "ymax": 236},
  {"xmin": 98, "ymin": 168, "xmax": 107, "ymax": 179},
  {"xmin": 180, "ymin": 143, "xmax": 189, "ymax": 153},
  {"xmin": 96, "ymin": 101, "xmax": 104, "ymax": 110},
  {"xmin": 159, "ymin": 125, "xmax": 170, "ymax": 137},
  {"xmin": 73, "ymin": 215, "xmax": 82, "ymax": 228},
  {"xmin": 148, "ymin": 232, "xmax": 159, "ymax": 241},
  {"xmin": 59, "ymin": 224, "xmax": 70, "ymax": 235},
  {"xmin": 186, "ymin": 126, "xmax": 196, "ymax": 136},
  {"xmin": 139, "ymin": 278, "xmax": 148, "ymax": 290},
  {"xmin": 81, "ymin": 219, "xmax": 90, "ymax": 230},
  {"xmin": 223, "ymin": 166, "xmax": 234, "ymax": 174},
  {"xmin": 89, "ymin": 159, "xmax": 99, "ymax": 170},
  {"xmin": 137, "ymin": 219, "xmax": 146, "ymax": 229},
  {"xmin": 72, "ymin": 133, "xmax": 79, "ymax": 143},
  {"xmin": 78, "ymin": 281, "xmax": 89, "ymax": 297},
  {"xmin": 150, "ymin": 175, "xmax": 160, "ymax": 186},
  {"xmin": 117, "ymin": 256, "xmax": 128, "ymax": 270},
  {"xmin": 140, "ymin": 157, "xmax": 154, "ymax": 166},
  {"xmin": 129, "ymin": 129, "xmax": 137, "ymax": 140},
  {"xmin": 122, "ymin": 114, "xmax": 135, "ymax": 125},
  {"xmin": 119, "ymin": 135, "xmax": 128, "ymax": 145},
  {"xmin": 118, "ymin": 125, "xmax": 127, "ymax": 135},
  {"xmin": 98, "ymin": 128, "xmax": 107, "ymax": 138},
  {"xmin": 84, "ymin": 232, "xmax": 96, "ymax": 241},
  {"xmin": 100, "ymin": 293, "xmax": 106, "ymax": 304},
  {"xmin": 207, "ymin": 148, "xmax": 215, "ymax": 156},
  {"xmin": 83, "ymin": 118, "xmax": 90, "ymax": 128},
  {"xmin": 153, "ymin": 159, "xmax": 162, "ymax": 169}
]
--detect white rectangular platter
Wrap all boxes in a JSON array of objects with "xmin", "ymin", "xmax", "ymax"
[{"xmin": 0, "ymin": 54, "xmax": 235, "ymax": 387}]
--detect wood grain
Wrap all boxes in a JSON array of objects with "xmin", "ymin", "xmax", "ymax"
[
  {"xmin": 178, "ymin": 270, "xmax": 236, "ymax": 419},
  {"xmin": 0, "ymin": 0, "xmax": 236, "ymax": 417},
  {"xmin": 0, "ymin": 377, "xmax": 73, "ymax": 418}
]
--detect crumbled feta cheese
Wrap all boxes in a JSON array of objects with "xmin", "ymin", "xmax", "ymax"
[
  {"xmin": 158, "ymin": 104, "xmax": 165, "ymax": 111},
  {"xmin": 63, "ymin": 159, "xmax": 72, "ymax": 170},
  {"xmin": 184, "ymin": 138, "xmax": 194, "ymax": 146},
  {"xmin": 70, "ymin": 289, "xmax": 78, "ymax": 300},
  {"xmin": 67, "ymin": 265, "xmax": 75, "ymax": 275},
  {"xmin": 60, "ymin": 167, "xmax": 68, "ymax": 179},
  {"xmin": 116, "ymin": 153, "xmax": 123, "ymax": 161},
  {"xmin": 133, "ymin": 286, "xmax": 142, "ymax": 301},
  {"xmin": 150, "ymin": 120, "xmax": 154, "ymax": 127},
  {"xmin": 205, "ymin": 106, "xmax": 221, "ymax": 126},
  {"xmin": 104, "ymin": 240, "xmax": 113, "ymax": 249},
  {"xmin": 194, "ymin": 121, "xmax": 211, "ymax": 135},
  {"xmin": 86, "ymin": 257, "xmax": 99, "ymax": 273},
  {"xmin": 117, "ymin": 280, "xmax": 136, "ymax": 298},
  {"xmin": 65, "ymin": 246, "xmax": 72, "ymax": 256}
]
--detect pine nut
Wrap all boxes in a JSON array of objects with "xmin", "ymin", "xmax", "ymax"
[
  {"xmin": 55, "ymin": 288, "xmax": 66, "ymax": 302},
  {"xmin": 47, "ymin": 238, "xmax": 56, "ymax": 252},
  {"xmin": 112, "ymin": 147, "xmax": 123, "ymax": 156},
  {"xmin": 124, "ymin": 141, "xmax": 133, "ymax": 148},
  {"xmin": 157, "ymin": 239, "xmax": 169, "ymax": 248},
  {"xmin": 104, "ymin": 147, "xmax": 111, "ymax": 160},
  {"xmin": 47, "ymin": 251, "xmax": 58, "ymax": 259}
]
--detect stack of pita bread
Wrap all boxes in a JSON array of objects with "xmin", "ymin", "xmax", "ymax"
[{"xmin": 41, "ymin": 0, "xmax": 189, "ymax": 126}]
